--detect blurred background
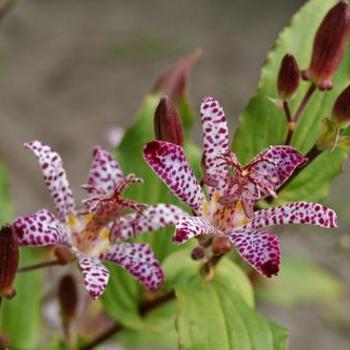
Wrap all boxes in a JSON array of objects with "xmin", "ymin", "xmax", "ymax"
[{"xmin": 0, "ymin": 0, "xmax": 350, "ymax": 349}]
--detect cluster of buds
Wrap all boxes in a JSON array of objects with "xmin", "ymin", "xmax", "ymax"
[
  {"xmin": 0, "ymin": 224, "xmax": 19, "ymax": 299},
  {"xmin": 277, "ymin": 1, "xmax": 350, "ymax": 148},
  {"xmin": 191, "ymin": 235, "xmax": 232, "ymax": 263}
]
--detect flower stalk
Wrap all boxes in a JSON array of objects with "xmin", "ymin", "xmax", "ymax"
[{"xmin": 17, "ymin": 259, "xmax": 62, "ymax": 273}]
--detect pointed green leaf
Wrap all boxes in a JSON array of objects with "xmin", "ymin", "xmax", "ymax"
[{"xmin": 163, "ymin": 251, "xmax": 287, "ymax": 350}]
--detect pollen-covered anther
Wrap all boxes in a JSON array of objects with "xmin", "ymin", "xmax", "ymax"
[{"xmin": 0, "ymin": 224, "xmax": 19, "ymax": 299}]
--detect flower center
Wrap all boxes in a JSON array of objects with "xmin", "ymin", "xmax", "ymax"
[
  {"xmin": 66, "ymin": 214, "xmax": 110, "ymax": 257},
  {"xmin": 203, "ymin": 192, "xmax": 250, "ymax": 233}
]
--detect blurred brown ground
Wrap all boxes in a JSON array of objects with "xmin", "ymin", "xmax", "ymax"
[{"xmin": 0, "ymin": 0, "xmax": 350, "ymax": 349}]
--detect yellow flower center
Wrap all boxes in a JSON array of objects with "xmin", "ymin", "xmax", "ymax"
[{"xmin": 66, "ymin": 214, "xmax": 110, "ymax": 257}]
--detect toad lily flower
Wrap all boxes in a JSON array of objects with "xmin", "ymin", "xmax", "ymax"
[
  {"xmin": 143, "ymin": 97, "xmax": 338, "ymax": 277},
  {"xmin": 14, "ymin": 141, "xmax": 185, "ymax": 299}
]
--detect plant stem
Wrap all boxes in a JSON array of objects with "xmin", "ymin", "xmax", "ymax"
[
  {"xmin": 17, "ymin": 259, "xmax": 61, "ymax": 273},
  {"xmin": 293, "ymin": 84, "xmax": 316, "ymax": 124},
  {"xmin": 79, "ymin": 290, "xmax": 176, "ymax": 350},
  {"xmin": 284, "ymin": 83, "xmax": 316, "ymax": 145},
  {"xmin": 200, "ymin": 254, "xmax": 224, "ymax": 281},
  {"xmin": 282, "ymin": 100, "xmax": 292, "ymax": 122},
  {"xmin": 79, "ymin": 323, "xmax": 123, "ymax": 350}
]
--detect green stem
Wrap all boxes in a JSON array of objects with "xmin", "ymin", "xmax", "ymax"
[
  {"xmin": 18, "ymin": 259, "xmax": 61, "ymax": 273},
  {"xmin": 284, "ymin": 83, "xmax": 316, "ymax": 145},
  {"xmin": 293, "ymin": 84, "xmax": 316, "ymax": 124},
  {"xmin": 79, "ymin": 290, "xmax": 176, "ymax": 350}
]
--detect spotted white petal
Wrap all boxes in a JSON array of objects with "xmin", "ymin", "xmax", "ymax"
[
  {"xmin": 100, "ymin": 243, "xmax": 163, "ymax": 290},
  {"xmin": 174, "ymin": 216, "xmax": 219, "ymax": 244},
  {"xmin": 25, "ymin": 140, "xmax": 76, "ymax": 221},
  {"xmin": 244, "ymin": 202, "xmax": 338, "ymax": 229},
  {"xmin": 76, "ymin": 252, "xmax": 110, "ymax": 300},
  {"xmin": 111, "ymin": 204, "xmax": 186, "ymax": 241},
  {"xmin": 200, "ymin": 97, "xmax": 230, "ymax": 198},
  {"xmin": 144, "ymin": 140, "xmax": 205, "ymax": 215},
  {"xmin": 87, "ymin": 146, "xmax": 125, "ymax": 196},
  {"xmin": 228, "ymin": 228, "xmax": 280, "ymax": 277},
  {"xmin": 13, "ymin": 209, "xmax": 70, "ymax": 247}
]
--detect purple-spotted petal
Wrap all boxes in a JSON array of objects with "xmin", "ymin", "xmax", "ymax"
[
  {"xmin": 110, "ymin": 204, "xmax": 186, "ymax": 241},
  {"xmin": 25, "ymin": 140, "xmax": 76, "ymax": 221},
  {"xmin": 174, "ymin": 216, "xmax": 219, "ymax": 244},
  {"xmin": 200, "ymin": 97, "xmax": 229, "ymax": 198},
  {"xmin": 228, "ymin": 228, "xmax": 280, "ymax": 277},
  {"xmin": 87, "ymin": 146, "xmax": 125, "ymax": 196},
  {"xmin": 248, "ymin": 145, "xmax": 307, "ymax": 201},
  {"xmin": 76, "ymin": 252, "xmax": 109, "ymax": 300},
  {"xmin": 13, "ymin": 209, "xmax": 70, "ymax": 247},
  {"xmin": 100, "ymin": 243, "xmax": 163, "ymax": 290},
  {"xmin": 245, "ymin": 202, "xmax": 338, "ymax": 229},
  {"xmin": 144, "ymin": 140, "xmax": 205, "ymax": 215}
]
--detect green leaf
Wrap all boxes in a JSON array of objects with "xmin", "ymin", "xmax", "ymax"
[
  {"xmin": 232, "ymin": 0, "xmax": 349, "ymax": 201},
  {"xmin": 102, "ymin": 264, "xmax": 144, "ymax": 330},
  {"xmin": 0, "ymin": 248, "xmax": 42, "ymax": 350},
  {"xmin": 256, "ymin": 256, "xmax": 344, "ymax": 308},
  {"xmin": 163, "ymin": 251, "xmax": 287, "ymax": 350}
]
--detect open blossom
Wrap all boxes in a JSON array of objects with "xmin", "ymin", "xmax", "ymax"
[
  {"xmin": 13, "ymin": 141, "xmax": 185, "ymax": 299},
  {"xmin": 144, "ymin": 97, "xmax": 338, "ymax": 277}
]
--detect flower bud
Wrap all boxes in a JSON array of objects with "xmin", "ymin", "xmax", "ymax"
[
  {"xmin": 212, "ymin": 236, "xmax": 232, "ymax": 255},
  {"xmin": 58, "ymin": 274, "xmax": 78, "ymax": 331},
  {"xmin": 154, "ymin": 97, "xmax": 184, "ymax": 145},
  {"xmin": 277, "ymin": 54, "xmax": 300, "ymax": 99},
  {"xmin": 191, "ymin": 246, "xmax": 205, "ymax": 260},
  {"xmin": 332, "ymin": 84, "xmax": 350, "ymax": 128},
  {"xmin": 0, "ymin": 224, "xmax": 19, "ymax": 299},
  {"xmin": 303, "ymin": 1, "xmax": 350, "ymax": 90}
]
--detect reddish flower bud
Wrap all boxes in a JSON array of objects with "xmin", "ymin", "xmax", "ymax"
[
  {"xmin": 303, "ymin": 1, "xmax": 350, "ymax": 90},
  {"xmin": 332, "ymin": 84, "xmax": 350, "ymax": 128},
  {"xmin": 277, "ymin": 54, "xmax": 301, "ymax": 99},
  {"xmin": 211, "ymin": 236, "xmax": 232, "ymax": 255},
  {"xmin": 58, "ymin": 274, "xmax": 78, "ymax": 332},
  {"xmin": 154, "ymin": 97, "xmax": 184, "ymax": 145},
  {"xmin": 153, "ymin": 49, "xmax": 201, "ymax": 103},
  {"xmin": 0, "ymin": 224, "xmax": 19, "ymax": 299},
  {"xmin": 191, "ymin": 246, "xmax": 205, "ymax": 260}
]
